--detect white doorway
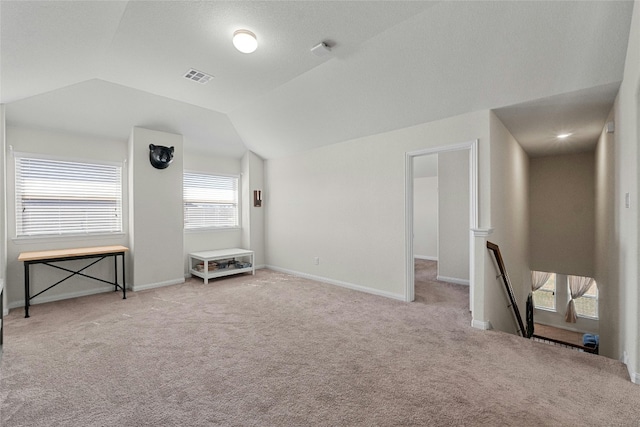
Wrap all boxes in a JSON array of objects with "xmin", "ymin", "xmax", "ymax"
[{"xmin": 405, "ymin": 140, "xmax": 479, "ymax": 312}]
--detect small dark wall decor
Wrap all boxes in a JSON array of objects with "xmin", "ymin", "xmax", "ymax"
[
  {"xmin": 253, "ymin": 190, "xmax": 262, "ymax": 207},
  {"xmin": 149, "ymin": 144, "xmax": 174, "ymax": 169}
]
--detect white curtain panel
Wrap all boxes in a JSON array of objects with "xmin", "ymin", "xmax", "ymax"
[
  {"xmin": 565, "ymin": 276, "xmax": 594, "ymax": 323},
  {"xmin": 531, "ymin": 271, "xmax": 551, "ymax": 292}
]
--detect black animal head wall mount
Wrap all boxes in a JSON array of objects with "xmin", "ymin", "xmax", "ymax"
[{"xmin": 149, "ymin": 144, "xmax": 174, "ymax": 169}]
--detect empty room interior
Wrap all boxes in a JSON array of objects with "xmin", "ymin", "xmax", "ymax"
[{"xmin": 1, "ymin": 1, "xmax": 640, "ymax": 425}]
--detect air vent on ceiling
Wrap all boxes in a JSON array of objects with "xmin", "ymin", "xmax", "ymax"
[{"xmin": 184, "ymin": 69, "xmax": 213, "ymax": 84}]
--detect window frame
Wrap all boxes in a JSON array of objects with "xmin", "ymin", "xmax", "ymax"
[
  {"xmin": 532, "ymin": 272, "xmax": 557, "ymax": 312},
  {"xmin": 14, "ymin": 152, "xmax": 124, "ymax": 239},
  {"xmin": 571, "ymin": 277, "xmax": 599, "ymax": 320},
  {"xmin": 183, "ymin": 171, "xmax": 240, "ymax": 231}
]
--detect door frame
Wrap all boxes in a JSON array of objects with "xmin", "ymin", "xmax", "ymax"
[{"xmin": 405, "ymin": 139, "xmax": 479, "ymax": 309}]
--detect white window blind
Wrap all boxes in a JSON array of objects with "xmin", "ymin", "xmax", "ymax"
[
  {"xmin": 15, "ymin": 156, "xmax": 122, "ymax": 237},
  {"xmin": 184, "ymin": 172, "xmax": 239, "ymax": 229}
]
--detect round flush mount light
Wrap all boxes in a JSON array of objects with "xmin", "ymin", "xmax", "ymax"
[
  {"xmin": 233, "ymin": 30, "xmax": 258, "ymax": 53},
  {"xmin": 557, "ymin": 133, "xmax": 572, "ymax": 139}
]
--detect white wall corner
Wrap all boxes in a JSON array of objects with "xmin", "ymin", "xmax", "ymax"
[
  {"xmin": 131, "ymin": 278, "xmax": 185, "ymax": 292},
  {"xmin": 472, "ymin": 318, "xmax": 493, "ymax": 330},
  {"xmin": 415, "ymin": 255, "xmax": 438, "ymax": 261},
  {"xmin": 628, "ymin": 364, "xmax": 640, "ymax": 385},
  {"xmin": 437, "ymin": 275, "xmax": 469, "ymax": 286},
  {"xmin": 267, "ymin": 265, "xmax": 405, "ymax": 301}
]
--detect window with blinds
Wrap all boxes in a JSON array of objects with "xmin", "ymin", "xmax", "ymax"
[
  {"xmin": 15, "ymin": 156, "xmax": 123, "ymax": 237},
  {"xmin": 183, "ymin": 172, "xmax": 239, "ymax": 230}
]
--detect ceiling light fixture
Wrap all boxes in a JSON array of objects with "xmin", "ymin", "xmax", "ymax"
[
  {"xmin": 557, "ymin": 133, "xmax": 572, "ymax": 139},
  {"xmin": 233, "ymin": 30, "xmax": 258, "ymax": 54}
]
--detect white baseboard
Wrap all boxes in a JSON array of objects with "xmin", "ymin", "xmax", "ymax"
[
  {"xmin": 472, "ymin": 318, "xmax": 493, "ymax": 330},
  {"xmin": 8, "ymin": 285, "xmax": 120, "ymax": 310},
  {"xmin": 623, "ymin": 351, "xmax": 640, "ymax": 385},
  {"xmin": 266, "ymin": 265, "xmax": 405, "ymax": 301},
  {"xmin": 437, "ymin": 275, "xmax": 469, "ymax": 286},
  {"xmin": 415, "ymin": 255, "xmax": 438, "ymax": 261},
  {"xmin": 131, "ymin": 278, "xmax": 185, "ymax": 292},
  {"xmin": 628, "ymin": 365, "xmax": 640, "ymax": 385}
]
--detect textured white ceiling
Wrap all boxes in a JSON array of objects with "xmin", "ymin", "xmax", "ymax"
[{"xmin": 0, "ymin": 1, "xmax": 634, "ymax": 159}]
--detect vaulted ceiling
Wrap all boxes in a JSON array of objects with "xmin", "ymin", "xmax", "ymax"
[{"xmin": 1, "ymin": 1, "xmax": 634, "ymax": 159}]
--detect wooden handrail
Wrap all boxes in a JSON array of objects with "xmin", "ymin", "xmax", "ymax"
[{"xmin": 487, "ymin": 241, "xmax": 526, "ymax": 337}]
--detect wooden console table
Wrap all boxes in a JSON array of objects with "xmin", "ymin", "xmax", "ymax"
[{"xmin": 18, "ymin": 245, "xmax": 128, "ymax": 318}]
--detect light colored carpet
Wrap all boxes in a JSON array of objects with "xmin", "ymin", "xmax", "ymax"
[{"xmin": 1, "ymin": 262, "xmax": 639, "ymax": 426}]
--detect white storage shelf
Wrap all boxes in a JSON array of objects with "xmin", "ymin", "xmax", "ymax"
[{"xmin": 189, "ymin": 248, "xmax": 255, "ymax": 284}]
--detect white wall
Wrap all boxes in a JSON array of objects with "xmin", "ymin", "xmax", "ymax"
[
  {"xmin": 1, "ymin": 105, "xmax": 6, "ymax": 316},
  {"xmin": 2, "ymin": 124, "xmax": 254, "ymax": 309},
  {"xmin": 595, "ymin": 109, "xmax": 617, "ymax": 359},
  {"xmin": 4, "ymin": 127, "xmax": 129, "ymax": 309},
  {"xmin": 438, "ymin": 149, "xmax": 469, "ymax": 283},
  {"xmin": 183, "ymin": 151, "xmax": 243, "ymax": 272},
  {"xmin": 529, "ymin": 151, "xmax": 595, "ymax": 277},
  {"xmin": 265, "ymin": 110, "xmax": 491, "ymax": 304},
  {"xmin": 241, "ymin": 151, "xmax": 265, "ymax": 267},
  {"xmin": 484, "ymin": 112, "xmax": 529, "ymax": 334},
  {"xmin": 614, "ymin": 0, "xmax": 640, "ymax": 383},
  {"xmin": 413, "ymin": 176, "xmax": 438, "ymax": 260},
  {"xmin": 128, "ymin": 127, "xmax": 184, "ymax": 290}
]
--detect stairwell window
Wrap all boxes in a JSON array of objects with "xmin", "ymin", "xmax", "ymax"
[
  {"xmin": 532, "ymin": 272, "xmax": 556, "ymax": 311},
  {"xmin": 15, "ymin": 155, "xmax": 123, "ymax": 237},
  {"xmin": 570, "ymin": 276, "xmax": 598, "ymax": 319},
  {"xmin": 184, "ymin": 172, "xmax": 239, "ymax": 230}
]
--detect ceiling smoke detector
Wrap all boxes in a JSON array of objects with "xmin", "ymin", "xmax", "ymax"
[
  {"xmin": 184, "ymin": 69, "xmax": 213, "ymax": 84},
  {"xmin": 311, "ymin": 41, "xmax": 331, "ymax": 57}
]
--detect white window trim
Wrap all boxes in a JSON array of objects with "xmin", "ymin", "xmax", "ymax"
[
  {"xmin": 533, "ymin": 288, "xmax": 557, "ymax": 313},
  {"xmin": 574, "ymin": 285, "xmax": 599, "ymax": 320},
  {"xmin": 532, "ymin": 272, "xmax": 557, "ymax": 312},
  {"xmin": 183, "ymin": 171, "xmax": 241, "ymax": 231},
  {"xmin": 13, "ymin": 152, "xmax": 124, "ymax": 239}
]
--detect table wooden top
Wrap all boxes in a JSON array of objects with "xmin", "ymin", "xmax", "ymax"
[{"xmin": 18, "ymin": 245, "xmax": 129, "ymax": 262}]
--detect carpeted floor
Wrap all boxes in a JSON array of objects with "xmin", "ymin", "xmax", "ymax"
[{"xmin": 1, "ymin": 262, "xmax": 639, "ymax": 426}]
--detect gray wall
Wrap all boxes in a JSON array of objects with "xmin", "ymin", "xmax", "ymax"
[
  {"xmin": 613, "ymin": 0, "xmax": 639, "ymax": 382},
  {"xmin": 3, "ymin": 125, "xmax": 254, "ymax": 310},
  {"xmin": 4, "ymin": 127, "xmax": 129, "ymax": 307},
  {"xmin": 183, "ymin": 152, "xmax": 243, "ymax": 270},
  {"xmin": 241, "ymin": 151, "xmax": 265, "ymax": 267},
  {"xmin": 438, "ymin": 150, "xmax": 469, "ymax": 283},
  {"xmin": 264, "ymin": 110, "xmax": 492, "ymax": 305},
  {"xmin": 128, "ymin": 127, "xmax": 184, "ymax": 290},
  {"xmin": 483, "ymin": 112, "xmax": 530, "ymax": 334},
  {"xmin": 529, "ymin": 151, "xmax": 595, "ymax": 277},
  {"xmin": 594, "ymin": 110, "xmax": 616, "ymax": 357},
  {"xmin": 1, "ymin": 105, "xmax": 6, "ymax": 316},
  {"xmin": 413, "ymin": 176, "xmax": 438, "ymax": 260}
]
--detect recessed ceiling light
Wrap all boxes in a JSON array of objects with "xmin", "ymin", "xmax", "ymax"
[
  {"xmin": 233, "ymin": 30, "xmax": 258, "ymax": 54},
  {"xmin": 557, "ymin": 133, "xmax": 572, "ymax": 139}
]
